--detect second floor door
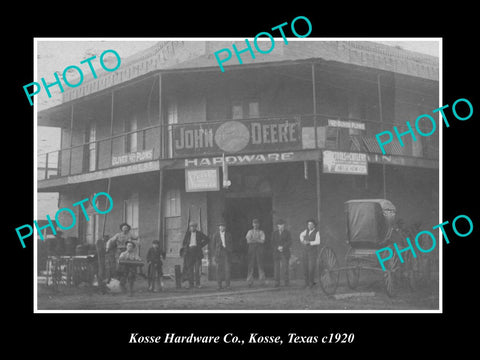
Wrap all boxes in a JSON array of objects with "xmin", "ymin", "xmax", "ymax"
[
  {"xmin": 167, "ymin": 98, "xmax": 178, "ymax": 158},
  {"xmin": 85, "ymin": 122, "xmax": 96, "ymax": 172}
]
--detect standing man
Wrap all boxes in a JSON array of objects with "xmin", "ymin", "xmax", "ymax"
[
  {"xmin": 213, "ymin": 222, "xmax": 233, "ymax": 290},
  {"xmin": 118, "ymin": 241, "xmax": 142, "ymax": 296},
  {"xmin": 180, "ymin": 221, "xmax": 209, "ymax": 289},
  {"xmin": 299, "ymin": 219, "xmax": 321, "ymax": 288},
  {"xmin": 107, "ymin": 223, "xmax": 139, "ymax": 274},
  {"xmin": 272, "ymin": 219, "xmax": 292, "ymax": 287},
  {"xmin": 245, "ymin": 218, "xmax": 266, "ymax": 287}
]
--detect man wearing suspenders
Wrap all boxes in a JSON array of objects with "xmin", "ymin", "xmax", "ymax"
[{"xmin": 299, "ymin": 219, "xmax": 321, "ymax": 288}]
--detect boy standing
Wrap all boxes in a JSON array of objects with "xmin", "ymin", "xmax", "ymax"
[{"xmin": 147, "ymin": 240, "xmax": 165, "ymax": 292}]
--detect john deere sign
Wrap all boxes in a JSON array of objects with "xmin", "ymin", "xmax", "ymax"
[{"xmin": 173, "ymin": 118, "xmax": 301, "ymax": 156}]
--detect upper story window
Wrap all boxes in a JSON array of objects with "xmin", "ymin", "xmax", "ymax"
[
  {"xmin": 124, "ymin": 192, "xmax": 139, "ymax": 237},
  {"xmin": 125, "ymin": 115, "xmax": 138, "ymax": 153},
  {"xmin": 231, "ymin": 99, "xmax": 259, "ymax": 119}
]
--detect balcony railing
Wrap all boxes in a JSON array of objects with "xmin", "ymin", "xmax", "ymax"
[{"xmin": 37, "ymin": 114, "xmax": 439, "ymax": 181}]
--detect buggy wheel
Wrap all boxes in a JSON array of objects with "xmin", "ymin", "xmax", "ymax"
[
  {"xmin": 384, "ymin": 253, "xmax": 399, "ymax": 297},
  {"xmin": 403, "ymin": 251, "xmax": 424, "ymax": 292},
  {"xmin": 318, "ymin": 247, "xmax": 340, "ymax": 295},
  {"xmin": 50, "ymin": 259, "xmax": 63, "ymax": 288},
  {"xmin": 52, "ymin": 265, "xmax": 62, "ymax": 287},
  {"xmin": 345, "ymin": 248, "xmax": 360, "ymax": 289}
]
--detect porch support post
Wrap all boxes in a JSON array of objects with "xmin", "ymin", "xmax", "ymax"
[
  {"xmin": 316, "ymin": 159, "xmax": 321, "ymax": 227},
  {"xmin": 312, "ymin": 62, "xmax": 321, "ymax": 226},
  {"xmin": 109, "ymin": 91, "xmax": 115, "ymax": 162},
  {"xmin": 158, "ymin": 74, "xmax": 164, "ymax": 159},
  {"xmin": 68, "ymin": 104, "xmax": 74, "ymax": 175},
  {"xmin": 312, "ymin": 62, "xmax": 318, "ymax": 149},
  {"xmin": 158, "ymin": 169, "xmax": 165, "ymax": 252},
  {"xmin": 377, "ymin": 73, "xmax": 387, "ymax": 199}
]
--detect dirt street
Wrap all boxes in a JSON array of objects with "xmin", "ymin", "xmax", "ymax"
[{"xmin": 37, "ymin": 275, "xmax": 439, "ymax": 311}]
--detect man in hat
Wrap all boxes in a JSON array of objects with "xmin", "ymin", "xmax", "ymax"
[
  {"xmin": 271, "ymin": 219, "xmax": 292, "ymax": 287},
  {"xmin": 245, "ymin": 218, "xmax": 266, "ymax": 287},
  {"xmin": 180, "ymin": 221, "xmax": 209, "ymax": 289},
  {"xmin": 118, "ymin": 240, "xmax": 142, "ymax": 296},
  {"xmin": 299, "ymin": 219, "xmax": 321, "ymax": 288},
  {"xmin": 107, "ymin": 223, "xmax": 139, "ymax": 276},
  {"xmin": 212, "ymin": 222, "xmax": 233, "ymax": 290}
]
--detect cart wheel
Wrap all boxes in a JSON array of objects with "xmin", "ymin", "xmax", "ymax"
[
  {"xmin": 405, "ymin": 261, "xmax": 420, "ymax": 291},
  {"xmin": 318, "ymin": 247, "xmax": 340, "ymax": 295},
  {"xmin": 384, "ymin": 253, "xmax": 399, "ymax": 297},
  {"xmin": 345, "ymin": 248, "xmax": 360, "ymax": 289},
  {"xmin": 52, "ymin": 264, "xmax": 62, "ymax": 287},
  {"xmin": 404, "ymin": 251, "xmax": 423, "ymax": 292}
]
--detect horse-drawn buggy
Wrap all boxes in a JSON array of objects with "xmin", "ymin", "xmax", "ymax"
[{"xmin": 317, "ymin": 199, "xmax": 418, "ymax": 297}]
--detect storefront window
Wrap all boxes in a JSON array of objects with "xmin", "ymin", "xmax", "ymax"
[
  {"xmin": 124, "ymin": 192, "xmax": 139, "ymax": 236},
  {"xmin": 85, "ymin": 213, "xmax": 100, "ymax": 245},
  {"xmin": 80, "ymin": 192, "xmax": 101, "ymax": 244},
  {"xmin": 165, "ymin": 189, "xmax": 181, "ymax": 217},
  {"xmin": 164, "ymin": 189, "xmax": 182, "ymax": 258}
]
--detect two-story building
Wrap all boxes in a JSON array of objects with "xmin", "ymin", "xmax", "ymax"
[{"xmin": 38, "ymin": 40, "xmax": 439, "ymax": 281}]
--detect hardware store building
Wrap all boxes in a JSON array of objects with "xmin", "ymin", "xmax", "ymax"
[{"xmin": 38, "ymin": 40, "xmax": 439, "ymax": 280}]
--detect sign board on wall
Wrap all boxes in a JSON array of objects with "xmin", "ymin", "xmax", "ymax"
[
  {"xmin": 173, "ymin": 118, "xmax": 302, "ymax": 156},
  {"xmin": 68, "ymin": 160, "xmax": 159, "ymax": 184},
  {"xmin": 112, "ymin": 149, "xmax": 153, "ymax": 166},
  {"xmin": 185, "ymin": 167, "xmax": 220, "ymax": 192},
  {"xmin": 323, "ymin": 150, "xmax": 368, "ymax": 175},
  {"xmin": 328, "ymin": 119, "xmax": 366, "ymax": 130}
]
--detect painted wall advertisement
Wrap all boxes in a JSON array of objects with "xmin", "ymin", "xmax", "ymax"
[{"xmin": 173, "ymin": 118, "xmax": 302, "ymax": 156}]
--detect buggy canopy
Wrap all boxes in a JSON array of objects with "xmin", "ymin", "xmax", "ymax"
[{"xmin": 345, "ymin": 199, "xmax": 396, "ymax": 247}]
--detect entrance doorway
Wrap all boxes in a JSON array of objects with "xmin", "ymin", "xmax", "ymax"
[{"xmin": 225, "ymin": 196, "xmax": 273, "ymax": 280}]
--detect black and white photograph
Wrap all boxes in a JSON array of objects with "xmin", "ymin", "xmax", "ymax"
[
  {"xmin": 35, "ymin": 38, "xmax": 441, "ymax": 311},
  {"xmin": 7, "ymin": 8, "xmax": 479, "ymax": 354}
]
